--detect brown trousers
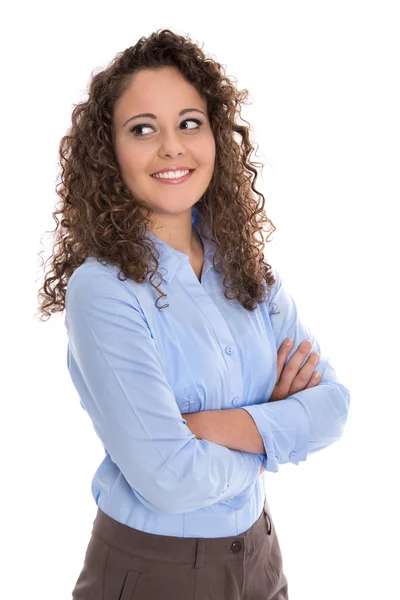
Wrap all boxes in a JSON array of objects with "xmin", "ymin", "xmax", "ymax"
[{"xmin": 71, "ymin": 500, "xmax": 289, "ymax": 599}]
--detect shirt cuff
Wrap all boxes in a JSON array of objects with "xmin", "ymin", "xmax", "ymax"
[{"xmin": 241, "ymin": 397, "xmax": 311, "ymax": 472}]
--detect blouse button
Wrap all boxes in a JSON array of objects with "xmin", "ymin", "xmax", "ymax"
[
  {"xmin": 232, "ymin": 397, "xmax": 240, "ymax": 406},
  {"xmin": 225, "ymin": 346, "xmax": 233, "ymax": 355}
]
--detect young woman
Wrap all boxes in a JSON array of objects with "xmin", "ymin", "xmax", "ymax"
[{"xmin": 37, "ymin": 28, "xmax": 350, "ymax": 600}]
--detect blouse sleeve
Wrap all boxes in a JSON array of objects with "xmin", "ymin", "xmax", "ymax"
[
  {"xmin": 241, "ymin": 267, "xmax": 351, "ymax": 473},
  {"xmin": 64, "ymin": 263, "xmax": 262, "ymax": 513}
]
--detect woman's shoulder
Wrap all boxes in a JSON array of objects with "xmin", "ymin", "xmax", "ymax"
[{"xmin": 66, "ymin": 256, "xmax": 137, "ymax": 304}]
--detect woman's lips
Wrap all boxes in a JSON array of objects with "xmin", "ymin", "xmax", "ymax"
[{"xmin": 150, "ymin": 170, "xmax": 194, "ymax": 184}]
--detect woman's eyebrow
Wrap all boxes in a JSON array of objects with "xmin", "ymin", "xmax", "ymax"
[{"xmin": 123, "ymin": 108, "xmax": 207, "ymax": 127}]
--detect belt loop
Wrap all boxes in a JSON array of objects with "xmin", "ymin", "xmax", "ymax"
[
  {"xmin": 194, "ymin": 538, "xmax": 205, "ymax": 569},
  {"xmin": 263, "ymin": 500, "xmax": 272, "ymax": 535},
  {"xmin": 265, "ymin": 510, "xmax": 272, "ymax": 535}
]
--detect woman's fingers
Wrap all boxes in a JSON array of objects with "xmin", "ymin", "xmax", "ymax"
[
  {"xmin": 278, "ymin": 339, "xmax": 314, "ymax": 390},
  {"xmin": 304, "ymin": 371, "xmax": 321, "ymax": 389},
  {"xmin": 276, "ymin": 338, "xmax": 294, "ymax": 382},
  {"xmin": 272, "ymin": 338, "xmax": 321, "ymax": 402},
  {"xmin": 288, "ymin": 350, "xmax": 321, "ymax": 395}
]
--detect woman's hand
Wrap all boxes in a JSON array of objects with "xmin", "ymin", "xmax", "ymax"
[
  {"xmin": 269, "ymin": 338, "xmax": 321, "ymax": 402},
  {"xmin": 259, "ymin": 339, "xmax": 321, "ymax": 475}
]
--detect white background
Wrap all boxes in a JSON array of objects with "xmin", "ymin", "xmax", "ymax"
[{"xmin": 2, "ymin": 1, "xmax": 399, "ymax": 598}]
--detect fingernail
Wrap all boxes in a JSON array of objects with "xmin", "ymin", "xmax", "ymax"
[
  {"xmin": 313, "ymin": 371, "xmax": 321, "ymax": 378},
  {"xmin": 285, "ymin": 339, "xmax": 293, "ymax": 346}
]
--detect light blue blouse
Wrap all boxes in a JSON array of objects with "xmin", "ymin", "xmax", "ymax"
[{"xmin": 64, "ymin": 205, "xmax": 350, "ymax": 538}]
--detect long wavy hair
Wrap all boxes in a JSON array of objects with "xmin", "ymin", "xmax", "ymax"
[{"xmin": 36, "ymin": 28, "xmax": 278, "ymax": 321}]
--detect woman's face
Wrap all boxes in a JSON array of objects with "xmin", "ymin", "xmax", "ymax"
[{"xmin": 113, "ymin": 66, "xmax": 216, "ymax": 224}]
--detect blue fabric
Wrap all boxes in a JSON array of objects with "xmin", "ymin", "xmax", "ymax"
[{"xmin": 64, "ymin": 204, "xmax": 350, "ymax": 537}]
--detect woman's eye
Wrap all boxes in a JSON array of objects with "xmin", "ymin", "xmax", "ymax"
[
  {"xmin": 130, "ymin": 124, "xmax": 153, "ymax": 136},
  {"xmin": 130, "ymin": 118, "xmax": 202, "ymax": 137},
  {"xmin": 180, "ymin": 118, "xmax": 202, "ymax": 131}
]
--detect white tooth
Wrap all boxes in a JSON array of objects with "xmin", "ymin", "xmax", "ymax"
[{"xmin": 153, "ymin": 170, "xmax": 189, "ymax": 179}]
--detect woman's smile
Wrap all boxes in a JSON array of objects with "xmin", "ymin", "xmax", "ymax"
[{"xmin": 150, "ymin": 170, "xmax": 195, "ymax": 184}]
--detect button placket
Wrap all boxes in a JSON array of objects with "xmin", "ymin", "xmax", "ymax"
[{"xmin": 224, "ymin": 344, "xmax": 243, "ymax": 408}]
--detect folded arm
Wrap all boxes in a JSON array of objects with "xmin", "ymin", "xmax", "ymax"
[
  {"xmin": 184, "ymin": 408, "xmax": 265, "ymax": 454},
  {"xmin": 185, "ymin": 268, "xmax": 351, "ymax": 473},
  {"xmin": 65, "ymin": 262, "xmax": 264, "ymax": 514}
]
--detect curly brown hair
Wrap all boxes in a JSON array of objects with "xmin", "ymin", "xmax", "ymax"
[{"xmin": 36, "ymin": 28, "xmax": 278, "ymax": 321}]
